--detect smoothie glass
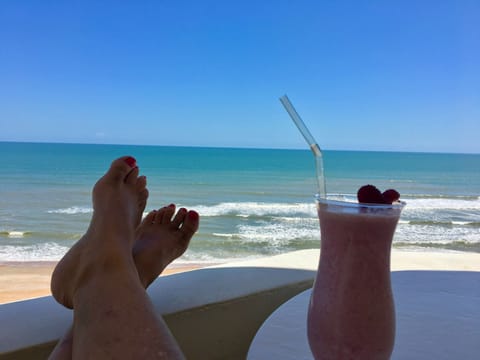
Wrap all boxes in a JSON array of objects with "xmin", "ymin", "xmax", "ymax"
[
  {"xmin": 279, "ymin": 94, "xmax": 405, "ymax": 359},
  {"xmin": 307, "ymin": 197, "xmax": 405, "ymax": 360}
]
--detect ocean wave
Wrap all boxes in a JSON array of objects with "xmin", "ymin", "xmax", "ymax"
[
  {"xmin": 0, "ymin": 231, "xmax": 32, "ymax": 238},
  {"xmin": 401, "ymin": 197, "xmax": 480, "ymax": 210},
  {"xmin": 47, "ymin": 206, "xmax": 92, "ymax": 214},
  {"xmin": 403, "ymin": 194, "xmax": 479, "ymax": 201},
  {"xmin": 193, "ymin": 202, "xmax": 317, "ymax": 217},
  {"xmin": 0, "ymin": 242, "xmax": 69, "ymax": 261},
  {"xmin": 0, "ymin": 230, "xmax": 82, "ymax": 242},
  {"xmin": 3, "ymin": 196, "xmax": 479, "ymax": 262},
  {"xmin": 393, "ymin": 241, "xmax": 480, "ymax": 252},
  {"xmin": 45, "ymin": 196, "xmax": 480, "ymax": 219},
  {"xmin": 207, "ymin": 218, "xmax": 320, "ymax": 246},
  {"xmin": 192, "ymin": 196, "xmax": 480, "ymax": 218},
  {"xmin": 212, "ymin": 233, "xmax": 243, "ymax": 240},
  {"xmin": 212, "ymin": 232, "xmax": 235, "ymax": 238},
  {"xmin": 236, "ymin": 222, "xmax": 319, "ymax": 245},
  {"xmin": 395, "ymin": 222, "xmax": 479, "ymax": 246},
  {"xmin": 179, "ymin": 251, "xmax": 266, "ymax": 264},
  {"xmin": 404, "ymin": 220, "xmax": 480, "ymax": 227}
]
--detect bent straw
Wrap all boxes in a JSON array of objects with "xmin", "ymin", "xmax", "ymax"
[{"xmin": 279, "ymin": 94, "xmax": 327, "ymax": 198}]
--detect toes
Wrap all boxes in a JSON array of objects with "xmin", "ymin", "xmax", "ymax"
[
  {"xmin": 180, "ymin": 210, "xmax": 200, "ymax": 238},
  {"xmin": 139, "ymin": 188, "xmax": 149, "ymax": 204},
  {"xmin": 123, "ymin": 156, "xmax": 137, "ymax": 168},
  {"xmin": 136, "ymin": 175, "xmax": 147, "ymax": 190},
  {"xmin": 125, "ymin": 166, "xmax": 139, "ymax": 185},
  {"xmin": 136, "ymin": 188, "xmax": 149, "ymax": 226},
  {"xmin": 154, "ymin": 204, "xmax": 176, "ymax": 224},
  {"xmin": 163, "ymin": 204, "xmax": 176, "ymax": 224},
  {"xmin": 139, "ymin": 206, "xmax": 199, "ymax": 241},
  {"xmin": 141, "ymin": 210, "xmax": 157, "ymax": 226},
  {"xmin": 171, "ymin": 207, "xmax": 188, "ymax": 228},
  {"xmin": 104, "ymin": 156, "xmax": 137, "ymax": 183},
  {"xmin": 136, "ymin": 176, "xmax": 148, "ymax": 210}
]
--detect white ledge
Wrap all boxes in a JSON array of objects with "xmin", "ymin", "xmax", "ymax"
[
  {"xmin": 0, "ymin": 250, "xmax": 319, "ymax": 360},
  {"xmin": 1, "ymin": 249, "xmax": 479, "ymax": 359}
]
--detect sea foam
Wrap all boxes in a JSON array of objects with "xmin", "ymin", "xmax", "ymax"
[
  {"xmin": 192, "ymin": 202, "xmax": 316, "ymax": 217},
  {"xmin": 3, "ymin": 231, "xmax": 27, "ymax": 238},
  {"xmin": 0, "ymin": 242, "xmax": 69, "ymax": 261},
  {"xmin": 47, "ymin": 206, "xmax": 92, "ymax": 214}
]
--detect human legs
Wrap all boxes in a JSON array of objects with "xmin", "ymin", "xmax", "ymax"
[
  {"xmin": 49, "ymin": 204, "xmax": 199, "ymax": 360},
  {"xmin": 50, "ymin": 157, "xmax": 199, "ymax": 359}
]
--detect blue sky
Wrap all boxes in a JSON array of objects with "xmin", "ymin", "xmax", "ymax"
[{"xmin": 1, "ymin": 1, "xmax": 479, "ymax": 153}]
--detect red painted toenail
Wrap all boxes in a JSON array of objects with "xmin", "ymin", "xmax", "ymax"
[
  {"xmin": 168, "ymin": 203, "xmax": 175, "ymax": 208},
  {"xmin": 124, "ymin": 156, "xmax": 136, "ymax": 167},
  {"xmin": 188, "ymin": 211, "xmax": 199, "ymax": 221}
]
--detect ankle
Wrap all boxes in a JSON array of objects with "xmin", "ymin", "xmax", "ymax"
[{"xmin": 72, "ymin": 259, "xmax": 140, "ymax": 306}]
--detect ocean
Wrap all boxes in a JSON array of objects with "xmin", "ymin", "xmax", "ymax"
[{"xmin": 1, "ymin": 142, "xmax": 479, "ymax": 264}]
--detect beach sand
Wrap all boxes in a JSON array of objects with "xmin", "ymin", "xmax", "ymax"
[
  {"xmin": 0, "ymin": 261, "xmax": 206, "ymax": 305},
  {"xmin": 2, "ymin": 249, "xmax": 480, "ymax": 305}
]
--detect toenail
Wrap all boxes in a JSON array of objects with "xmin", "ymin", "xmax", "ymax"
[
  {"xmin": 168, "ymin": 203, "xmax": 175, "ymax": 208},
  {"xmin": 188, "ymin": 211, "xmax": 199, "ymax": 221},
  {"xmin": 124, "ymin": 156, "xmax": 137, "ymax": 167}
]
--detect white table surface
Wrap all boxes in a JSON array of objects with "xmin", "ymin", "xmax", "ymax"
[{"xmin": 248, "ymin": 271, "xmax": 480, "ymax": 360}]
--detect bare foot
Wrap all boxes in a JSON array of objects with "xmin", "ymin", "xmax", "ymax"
[
  {"xmin": 51, "ymin": 156, "xmax": 147, "ymax": 309},
  {"xmin": 134, "ymin": 204, "xmax": 199, "ymax": 288},
  {"xmin": 47, "ymin": 200, "xmax": 198, "ymax": 360}
]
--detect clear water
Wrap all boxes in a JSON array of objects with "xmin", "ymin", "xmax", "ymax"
[{"xmin": 1, "ymin": 142, "xmax": 479, "ymax": 263}]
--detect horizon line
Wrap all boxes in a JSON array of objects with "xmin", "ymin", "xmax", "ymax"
[{"xmin": 1, "ymin": 140, "xmax": 479, "ymax": 156}]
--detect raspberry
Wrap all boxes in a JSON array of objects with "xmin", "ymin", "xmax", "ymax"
[
  {"xmin": 382, "ymin": 189, "xmax": 400, "ymax": 203},
  {"xmin": 357, "ymin": 185, "xmax": 387, "ymax": 204}
]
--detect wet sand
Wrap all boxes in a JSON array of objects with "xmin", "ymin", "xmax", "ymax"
[{"xmin": 0, "ymin": 261, "xmax": 207, "ymax": 305}]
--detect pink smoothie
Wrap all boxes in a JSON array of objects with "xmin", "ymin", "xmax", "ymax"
[{"xmin": 307, "ymin": 199, "xmax": 404, "ymax": 360}]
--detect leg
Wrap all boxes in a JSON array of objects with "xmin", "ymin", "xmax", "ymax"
[
  {"xmin": 49, "ymin": 205, "xmax": 199, "ymax": 359},
  {"xmin": 50, "ymin": 157, "xmax": 198, "ymax": 359}
]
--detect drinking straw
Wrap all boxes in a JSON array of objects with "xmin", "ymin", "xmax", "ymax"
[{"xmin": 279, "ymin": 94, "xmax": 327, "ymax": 198}]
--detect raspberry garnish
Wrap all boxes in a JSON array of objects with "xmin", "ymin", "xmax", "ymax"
[
  {"xmin": 382, "ymin": 189, "xmax": 400, "ymax": 203},
  {"xmin": 357, "ymin": 185, "xmax": 387, "ymax": 204},
  {"xmin": 357, "ymin": 185, "xmax": 400, "ymax": 204}
]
